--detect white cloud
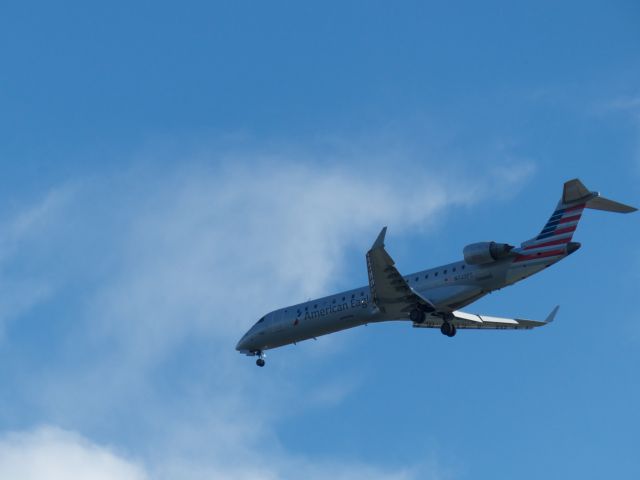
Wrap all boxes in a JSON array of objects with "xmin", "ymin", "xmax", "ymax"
[
  {"xmin": 0, "ymin": 422, "xmax": 446, "ymax": 480},
  {"xmin": 155, "ymin": 459, "xmax": 423, "ymax": 480},
  {"xmin": 75, "ymin": 156, "xmax": 486, "ymax": 373},
  {"xmin": 0, "ymin": 427, "xmax": 147, "ymax": 480},
  {"xmin": 0, "ymin": 141, "xmax": 533, "ymax": 480}
]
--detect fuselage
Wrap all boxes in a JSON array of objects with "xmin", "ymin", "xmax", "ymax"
[{"xmin": 236, "ymin": 243, "xmax": 578, "ymax": 354}]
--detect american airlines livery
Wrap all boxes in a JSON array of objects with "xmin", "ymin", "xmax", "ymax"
[{"xmin": 237, "ymin": 179, "xmax": 636, "ymax": 367}]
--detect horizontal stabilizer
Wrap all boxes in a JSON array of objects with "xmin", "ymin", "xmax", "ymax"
[
  {"xmin": 563, "ymin": 178, "xmax": 637, "ymax": 212},
  {"xmin": 586, "ymin": 196, "xmax": 637, "ymax": 213}
]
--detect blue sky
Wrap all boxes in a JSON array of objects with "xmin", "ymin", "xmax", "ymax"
[{"xmin": 0, "ymin": 1, "xmax": 639, "ymax": 478}]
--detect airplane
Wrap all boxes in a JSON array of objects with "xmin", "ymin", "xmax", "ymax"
[{"xmin": 236, "ymin": 179, "xmax": 636, "ymax": 367}]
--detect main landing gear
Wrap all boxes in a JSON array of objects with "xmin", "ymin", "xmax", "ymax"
[
  {"xmin": 411, "ymin": 308, "xmax": 456, "ymax": 337},
  {"xmin": 409, "ymin": 308, "xmax": 426, "ymax": 324},
  {"xmin": 254, "ymin": 350, "xmax": 266, "ymax": 367},
  {"xmin": 440, "ymin": 322, "xmax": 457, "ymax": 337}
]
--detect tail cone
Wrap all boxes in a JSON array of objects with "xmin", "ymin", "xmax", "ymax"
[{"xmin": 567, "ymin": 242, "xmax": 581, "ymax": 255}]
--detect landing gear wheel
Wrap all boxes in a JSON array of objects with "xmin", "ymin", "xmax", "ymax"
[
  {"xmin": 410, "ymin": 308, "xmax": 426, "ymax": 324},
  {"xmin": 440, "ymin": 322, "xmax": 456, "ymax": 337},
  {"xmin": 254, "ymin": 350, "xmax": 266, "ymax": 367}
]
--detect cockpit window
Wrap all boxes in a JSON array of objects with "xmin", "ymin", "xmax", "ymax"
[{"xmin": 257, "ymin": 316, "xmax": 266, "ymax": 323}]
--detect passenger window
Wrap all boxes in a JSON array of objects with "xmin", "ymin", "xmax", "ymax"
[
  {"xmin": 351, "ymin": 294, "xmax": 355, "ymax": 299},
  {"xmin": 360, "ymin": 292, "xmax": 364, "ymax": 296},
  {"xmin": 415, "ymin": 276, "xmax": 419, "ymax": 281},
  {"xmin": 435, "ymin": 272, "xmax": 438, "ymax": 276},
  {"xmin": 444, "ymin": 269, "xmax": 447, "ymax": 274},
  {"xmin": 453, "ymin": 267, "xmax": 456, "ymax": 272},
  {"xmin": 425, "ymin": 274, "xmax": 429, "ymax": 279}
]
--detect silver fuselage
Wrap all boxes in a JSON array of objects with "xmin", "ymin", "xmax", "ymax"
[{"xmin": 236, "ymin": 246, "xmax": 574, "ymax": 354}]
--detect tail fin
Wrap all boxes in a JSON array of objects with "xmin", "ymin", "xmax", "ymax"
[{"xmin": 522, "ymin": 178, "xmax": 637, "ymax": 248}]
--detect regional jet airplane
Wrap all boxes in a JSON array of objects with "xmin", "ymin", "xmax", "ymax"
[{"xmin": 237, "ymin": 179, "xmax": 636, "ymax": 366}]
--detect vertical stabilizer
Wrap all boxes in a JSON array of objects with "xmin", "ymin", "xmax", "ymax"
[{"xmin": 562, "ymin": 178, "xmax": 593, "ymax": 204}]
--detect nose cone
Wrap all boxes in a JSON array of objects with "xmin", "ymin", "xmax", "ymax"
[
  {"xmin": 237, "ymin": 315, "xmax": 267, "ymax": 353},
  {"xmin": 236, "ymin": 334, "xmax": 250, "ymax": 352}
]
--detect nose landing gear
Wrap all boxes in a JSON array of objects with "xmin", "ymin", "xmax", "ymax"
[{"xmin": 254, "ymin": 350, "xmax": 266, "ymax": 367}]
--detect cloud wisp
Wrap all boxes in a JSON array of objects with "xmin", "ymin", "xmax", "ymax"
[{"xmin": 0, "ymin": 187, "xmax": 75, "ymax": 337}]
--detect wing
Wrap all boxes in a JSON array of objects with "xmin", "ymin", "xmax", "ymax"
[
  {"xmin": 366, "ymin": 227, "xmax": 436, "ymax": 317},
  {"xmin": 413, "ymin": 306, "xmax": 560, "ymax": 330}
]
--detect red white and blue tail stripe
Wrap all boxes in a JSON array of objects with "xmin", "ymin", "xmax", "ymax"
[
  {"xmin": 530, "ymin": 202, "xmax": 585, "ymax": 245},
  {"xmin": 515, "ymin": 202, "xmax": 585, "ymax": 263}
]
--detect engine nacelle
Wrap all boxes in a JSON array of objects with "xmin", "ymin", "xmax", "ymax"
[{"xmin": 463, "ymin": 241, "xmax": 514, "ymax": 265}]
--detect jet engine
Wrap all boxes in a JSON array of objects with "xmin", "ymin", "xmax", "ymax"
[{"xmin": 463, "ymin": 241, "xmax": 514, "ymax": 265}]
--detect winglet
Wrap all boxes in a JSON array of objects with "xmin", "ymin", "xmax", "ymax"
[
  {"xmin": 545, "ymin": 305, "xmax": 560, "ymax": 324},
  {"xmin": 371, "ymin": 226, "xmax": 387, "ymax": 250}
]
